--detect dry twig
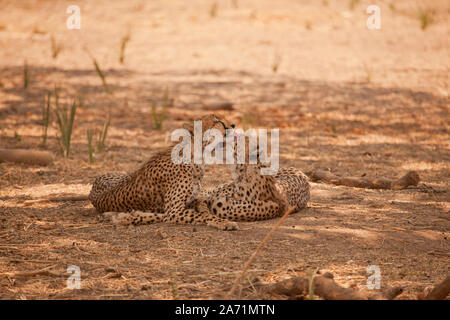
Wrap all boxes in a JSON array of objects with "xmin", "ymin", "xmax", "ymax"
[
  {"xmin": 0, "ymin": 148, "xmax": 54, "ymax": 166},
  {"xmin": 226, "ymin": 207, "xmax": 296, "ymax": 298},
  {"xmin": 255, "ymin": 272, "xmax": 403, "ymax": 300},
  {"xmin": 0, "ymin": 266, "xmax": 61, "ymax": 278},
  {"xmin": 308, "ymin": 170, "xmax": 419, "ymax": 190}
]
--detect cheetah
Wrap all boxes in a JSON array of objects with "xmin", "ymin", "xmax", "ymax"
[
  {"xmin": 89, "ymin": 114, "xmax": 239, "ymax": 230},
  {"xmin": 189, "ymin": 140, "xmax": 310, "ymax": 221}
]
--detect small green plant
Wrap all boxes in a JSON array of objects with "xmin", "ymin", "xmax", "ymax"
[
  {"xmin": 54, "ymin": 84, "xmax": 61, "ymax": 106},
  {"xmin": 92, "ymin": 58, "xmax": 112, "ymax": 94},
  {"xmin": 77, "ymin": 93, "xmax": 85, "ymax": 108},
  {"xmin": 51, "ymin": 35, "xmax": 63, "ymax": 59},
  {"xmin": 417, "ymin": 8, "xmax": 435, "ymax": 30},
  {"xmin": 54, "ymin": 97, "xmax": 78, "ymax": 157},
  {"xmin": 23, "ymin": 60, "xmax": 29, "ymax": 89},
  {"xmin": 14, "ymin": 131, "xmax": 21, "ymax": 142},
  {"xmin": 272, "ymin": 53, "xmax": 282, "ymax": 73},
  {"xmin": 305, "ymin": 21, "xmax": 312, "ymax": 30},
  {"xmin": 119, "ymin": 32, "xmax": 131, "ymax": 64},
  {"xmin": 241, "ymin": 111, "xmax": 259, "ymax": 131},
  {"xmin": 86, "ymin": 128, "xmax": 95, "ymax": 164},
  {"xmin": 41, "ymin": 91, "xmax": 52, "ymax": 145},
  {"xmin": 307, "ymin": 270, "xmax": 315, "ymax": 300},
  {"xmin": 151, "ymin": 102, "xmax": 165, "ymax": 130},
  {"xmin": 85, "ymin": 115, "xmax": 111, "ymax": 164},
  {"xmin": 210, "ymin": 2, "xmax": 218, "ymax": 18},
  {"xmin": 151, "ymin": 90, "xmax": 170, "ymax": 130},
  {"xmin": 363, "ymin": 63, "xmax": 372, "ymax": 83},
  {"xmin": 348, "ymin": 0, "xmax": 360, "ymax": 11},
  {"xmin": 96, "ymin": 114, "xmax": 111, "ymax": 152}
]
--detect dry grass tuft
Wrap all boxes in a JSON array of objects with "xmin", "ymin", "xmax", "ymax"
[{"xmin": 417, "ymin": 7, "xmax": 435, "ymax": 30}]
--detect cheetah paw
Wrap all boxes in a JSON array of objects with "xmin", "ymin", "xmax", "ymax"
[
  {"xmin": 105, "ymin": 212, "xmax": 133, "ymax": 225},
  {"xmin": 102, "ymin": 211, "xmax": 122, "ymax": 222},
  {"xmin": 102, "ymin": 211, "xmax": 116, "ymax": 219},
  {"xmin": 222, "ymin": 221, "xmax": 239, "ymax": 231}
]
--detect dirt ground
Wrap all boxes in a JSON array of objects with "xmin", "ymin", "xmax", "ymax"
[{"xmin": 0, "ymin": 0, "xmax": 448, "ymax": 299}]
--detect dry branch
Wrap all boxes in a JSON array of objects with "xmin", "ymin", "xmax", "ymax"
[
  {"xmin": 25, "ymin": 195, "xmax": 89, "ymax": 204},
  {"xmin": 226, "ymin": 207, "xmax": 296, "ymax": 299},
  {"xmin": 0, "ymin": 148, "xmax": 54, "ymax": 166},
  {"xmin": 256, "ymin": 272, "xmax": 403, "ymax": 300},
  {"xmin": 307, "ymin": 170, "xmax": 419, "ymax": 190},
  {"xmin": 424, "ymin": 276, "xmax": 450, "ymax": 300},
  {"xmin": 0, "ymin": 266, "xmax": 61, "ymax": 278}
]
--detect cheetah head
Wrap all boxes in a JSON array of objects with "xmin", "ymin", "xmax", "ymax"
[
  {"xmin": 182, "ymin": 114, "xmax": 236, "ymax": 152},
  {"xmin": 182, "ymin": 114, "xmax": 234, "ymax": 137}
]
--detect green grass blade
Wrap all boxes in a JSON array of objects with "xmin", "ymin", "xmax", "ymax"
[
  {"xmin": 97, "ymin": 114, "xmax": 111, "ymax": 152},
  {"xmin": 87, "ymin": 129, "xmax": 94, "ymax": 164},
  {"xmin": 92, "ymin": 58, "xmax": 111, "ymax": 94},
  {"xmin": 54, "ymin": 95, "xmax": 77, "ymax": 157},
  {"xmin": 23, "ymin": 60, "xmax": 29, "ymax": 89},
  {"xmin": 42, "ymin": 91, "xmax": 51, "ymax": 145},
  {"xmin": 119, "ymin": 33, "xmax": 130, "ymax": 64}
]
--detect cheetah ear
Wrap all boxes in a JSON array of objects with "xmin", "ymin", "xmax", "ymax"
[{"xmin": 182, "ymin": 121, "xmax": 194, "ymax": 135}]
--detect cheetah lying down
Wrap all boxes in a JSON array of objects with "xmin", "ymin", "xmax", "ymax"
[
  {"xmin": 89, "ymin": 114, "xmax": 238, "ymax": 231},
  {"xmin": 207, "ymin": 167, "xmax": 310, "ymax": 221},
  {"xmin": 188, "ymin": 146, "xmax": 310, "ymax": 221}
]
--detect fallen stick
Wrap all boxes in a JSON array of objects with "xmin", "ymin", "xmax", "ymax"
[
  {"xmin": 4, "ymin": 258, "xmax": 62, "ymax": 264},
  {"xmin": 24, "ymin": 195, "xmax": 89, "ymax": 204},
  {"xmin": 0, "ymin": 148, "xmax": 54, "ymax": 166},
  {"xmin": 424, "ymin": 276, "xmax": 450, "ymax": 300},
  {"xmin": 0, "ymin": 265, "xmax": 61, "ymax": 278},
  {"xmin": 255, "ymin": 272, "xmax": 403, "ymax": 300},
  {"xmin": 307, "ymin": 170, "xmax": 420, "ymax": 190},
  {"xmin": 226, "ymin": 207, "xmax": 296, "ymax": 299}
]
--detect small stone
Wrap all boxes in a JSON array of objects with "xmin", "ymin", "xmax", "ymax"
[{"xmin": 156, "ymin": 229, "xmax": 168, "ymax": 239}]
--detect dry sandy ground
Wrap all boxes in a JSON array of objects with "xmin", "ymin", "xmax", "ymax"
[{"xmin": 0, "ymin": 0, "xmax": 449, "ymax": 299}]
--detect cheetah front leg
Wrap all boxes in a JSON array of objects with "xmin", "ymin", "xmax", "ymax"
[
  {"xmin": 104, "ymin": 211, "xmax": 165, "ymax": 226},
  {"xmin": 185, "ymin": 164, "xmax": 205, "ymax": 208}
]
